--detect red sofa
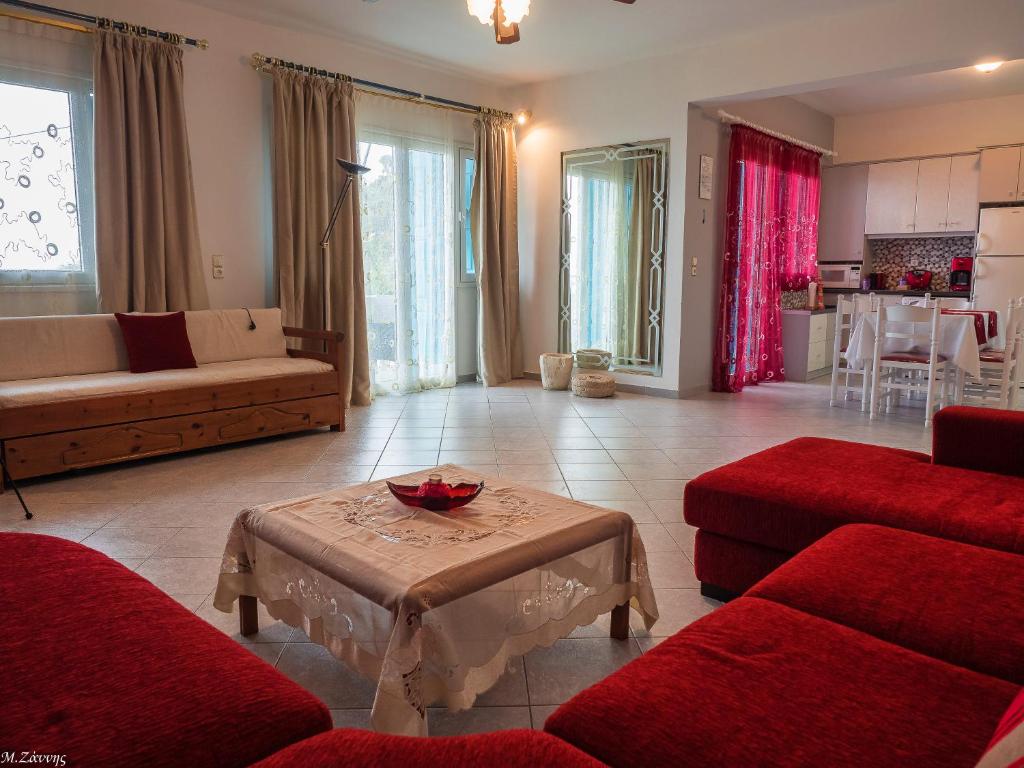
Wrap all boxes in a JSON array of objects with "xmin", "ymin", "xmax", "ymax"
[
  {"xmin": 546, "ymin": 524, "xmax": 1024, "ymax": 767},
  {"xmin": 683, "ymin": 406, "xmax": 1024, "ymax": 598},
  {"xmin": 0, "ymin": 533, "xmax": 597, "ymax": 768}
]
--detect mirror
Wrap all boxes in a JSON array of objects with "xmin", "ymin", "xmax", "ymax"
[{"xmin": 559, "ymin": 140, "xmax": 668, "ymax": 375}]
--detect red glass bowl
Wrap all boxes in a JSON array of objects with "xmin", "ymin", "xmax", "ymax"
[{"xmin": 386, "ymin": 475, "xmax": 485, "ymax": 512}]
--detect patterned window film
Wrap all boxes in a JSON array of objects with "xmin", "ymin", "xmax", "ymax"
[{"xmin": 0, "ymin": 68, "xmax": 95, "ymax": 285}]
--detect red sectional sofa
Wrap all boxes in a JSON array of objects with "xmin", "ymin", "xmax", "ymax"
[
  {"xmin": 683, "ymin": 405, "xmax": 1024, "ymax": 598},
  {"xmin": 546, "ymin": 524, "xmax": 1023, "ymax": 767}
]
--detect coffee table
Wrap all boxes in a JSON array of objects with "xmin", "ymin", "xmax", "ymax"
[{"xmin": 214, "ymin": 464, "xmax": 659, "ymax": 736}]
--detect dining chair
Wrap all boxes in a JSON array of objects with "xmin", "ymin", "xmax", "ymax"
[
  {"xmin": 903, "ymin": 294, "xmax": 975, "ymax": 309},
  {"xmin": 829, "ymin": 293, "xmax": 877, "ymax": 410},
  {"xmin": 869, "ymin": 303, "xmax": 952, "ymax": 427},
  {"xmin": 962, "ymin": 297, "xmax": 1023, "ymax": 410}
]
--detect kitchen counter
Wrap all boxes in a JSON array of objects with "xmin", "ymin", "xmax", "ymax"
[
  {"xmin": 783, "ymin": 308, "xmax": 836, "ymax": 316},
  {"xmin": 823, "ymin": 288, "xmax": 966, "ymax": 299}
]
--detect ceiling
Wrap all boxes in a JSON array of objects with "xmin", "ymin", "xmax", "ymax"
[
  {"xmin": 793, "ymin": 59, "xmax": 1024, "ymax": 116},
  {"xmin": 184, "ymin": 0, "xmax": 896, "ymax": 85}
]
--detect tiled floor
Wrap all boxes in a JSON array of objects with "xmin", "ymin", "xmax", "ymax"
[{"xmin": 0, "ymin": 378, "xmax": 934, "ymax": 734}]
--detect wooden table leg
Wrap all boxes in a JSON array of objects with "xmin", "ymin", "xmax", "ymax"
[
  {"xmin": 239, "ymin": 595, "xmax": 259, "ymax": 636},
  {"xmin": 610, "ymin": 603, "xmax": 630, "ymax": 640}
]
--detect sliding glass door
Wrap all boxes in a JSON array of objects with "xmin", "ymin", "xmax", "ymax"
[{"xmin": 359, "ymin": 132, "xmax": 457, "ymax": 395}]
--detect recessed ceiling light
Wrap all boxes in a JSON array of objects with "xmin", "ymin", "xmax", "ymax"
[{"xmin": 974, "ymin": 61, "xmax": 1004, "ymax": 73}]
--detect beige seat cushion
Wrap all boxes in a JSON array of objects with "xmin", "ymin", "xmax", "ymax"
[{"xmin": 0, "ymin": 358, "xmax": 333, "ymax": 408}]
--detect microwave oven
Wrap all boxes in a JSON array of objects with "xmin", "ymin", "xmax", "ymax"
[{"xmin": 819, "ymin": 263, "xmax": 862, "ymax": 289}]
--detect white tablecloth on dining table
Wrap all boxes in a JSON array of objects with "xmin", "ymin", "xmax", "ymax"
[{"xmin": 845, "ymin": 313, "xmax": 983, "ymax": 378}]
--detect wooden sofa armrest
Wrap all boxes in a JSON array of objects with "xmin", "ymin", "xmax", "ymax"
[
  {"xmin": 283, "ymin": 326, "xmax": 345, "ymax": 343},
  {"xmin": 282, "ymin": 326, "xmax": 348, "ymax": 433}
]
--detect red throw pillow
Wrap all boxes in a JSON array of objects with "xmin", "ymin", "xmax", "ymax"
[{"xmin": 115, "ymin": 311, "xmax": 198, "ymax": 374}]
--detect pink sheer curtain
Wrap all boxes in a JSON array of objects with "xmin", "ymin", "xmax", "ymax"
[{"xmin": 712, "ymin": 126, "xmax": 821, "ymax": 393}]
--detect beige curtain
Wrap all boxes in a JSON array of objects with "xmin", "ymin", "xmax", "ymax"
[
  {"xmin": 94, "ymin": 30, "xmax": 209, "ymax": 313},
  {"xmin": 619, "ymin": 157, "xmax": 655, "ymax": 361},
  {"xmin": 271, "ymin": 71, "xmax": 371, "ymax": 407},
  {"xmin": 471, "ymin": 113, "xmax": 523, "ymax": 386}
]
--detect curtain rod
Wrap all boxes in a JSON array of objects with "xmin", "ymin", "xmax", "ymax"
[
  {"xmin": 0, "ymin": 0, "xmax": 208, "ymax": 48},
  {"xmin": 252, "ymin": 53, "xmax": 514, "ymax": 120},
  {"xmin": 717, "ymin": 110, "xmax": 837, "ymax": 158}
]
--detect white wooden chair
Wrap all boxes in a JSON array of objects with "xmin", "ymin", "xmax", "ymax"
[
  {"xmin": 829, "ymin": 293, "xmax": 877, "ymax": 410},
  {"xmin": 902, "ymin": 294, "xmax": 975, "ymax": 309},
  {"xmin": 962, "ymin": 297, "xmax": 1024, "ymax": 410},
  {"xmin": 869, "ymin": 303, "xmax": 952, "ymax": 427}
]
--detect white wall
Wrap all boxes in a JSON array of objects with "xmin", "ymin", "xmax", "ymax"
[
  {"xmin": 835, "ymin": 91, "xmax": 1024, "ymax": 164},
  {"xmin": 514, "ymin": 0, "xmax": 1024, "ymax": 394},
  {"xmin": 12, "ymin": 0, "xmax": 512, "ymax": 315}
]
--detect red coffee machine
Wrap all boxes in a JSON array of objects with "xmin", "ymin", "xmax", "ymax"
[{"xmin": 950, "ymin": 256, "xmax": 974, "ymax": 293}]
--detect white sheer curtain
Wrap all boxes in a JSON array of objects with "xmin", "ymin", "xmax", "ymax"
[
  {"xmin": 356, "ymin": 93, "xmax": 467, "ymax": 395},
  {"xmin": 568, "ymin": 160, "xmax": 631, "ymax": 353}
]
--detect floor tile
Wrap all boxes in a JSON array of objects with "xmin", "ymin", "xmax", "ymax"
[
  {"xmin": 551, "ymin": 449, "xmax": 614, "ymax": 464},
  {"xmin": 136, "ymin": 557, "xmax": 222, "ymax": 594},
  {"xmin": 632, "ymin": 588, "xmax": 718, "ymax": 637},
  {"xmin": 330, "ymin": 709, "xmax": 373, "ymax": 729},
  {"xmin": 524, "ymin": 638, "xmax": 641, "ymax": 705},
  {"xmin": 81, "ymin": 527, "xmax": 180, "ymax": 558},
  {"xmin": 276, "ymin": 643, "xmax": 378, "ymax": 708},
  {"xmin": 557, "ymin": 464, "xmax": 625, "ymax": 481},
  {"xmin": 566, "ymin": 481, "xmax": 639, "ymax": 500}
]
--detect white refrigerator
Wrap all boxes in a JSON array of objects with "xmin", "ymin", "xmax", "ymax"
[{"xmin": 974, "ymin": 206, "xmax": 1024, "ymax": 348}]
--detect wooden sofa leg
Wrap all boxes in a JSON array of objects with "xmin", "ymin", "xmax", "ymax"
[{"xmin": 700, "ymin": 582, "xmax": 740, "ymax": 603}]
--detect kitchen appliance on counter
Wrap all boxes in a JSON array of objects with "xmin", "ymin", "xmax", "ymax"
[
  {"xmin": 974, "ymin": 206, "xmax": 1024, "ymax": 347},
  {"xmin": 905, "ymin": 269, "xmax": 933, "ymax": 291},
  {"xmin": 865, "ymin": 272, "xmax": 886, "ymax": 290},
  {"xmin": 819, "ymin": 262, "xmax": 862, "ymax": 289},
  {"xmin": 949, "ymin": 256, "xmax": 973, "ymax": 292}
]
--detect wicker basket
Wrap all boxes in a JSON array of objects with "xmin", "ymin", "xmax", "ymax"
[
  {"xmin": 571, "ymin": 371, "xmax": 616, "ymax": 398},
  {"xmin": 575, "ymin": 348, "xmax": 612, "ymax": 370},
  {"xmin": 539, "ymin": 353, "xmax": 574, "ymax": 390}
]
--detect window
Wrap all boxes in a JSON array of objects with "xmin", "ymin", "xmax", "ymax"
[
  {"xmin": 0, "ymin": 68, "xmax": 94, "ymax": 286},
  {"xmin": 458, "ymin": 147, "xmax": 476, "ymax": 283},
  {"xmin": 358, "ymin": 131, "xmax": 456, "ymax": 395}
]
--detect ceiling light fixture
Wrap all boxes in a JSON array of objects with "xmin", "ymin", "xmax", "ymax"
[
  {"xmin": 974, "ymin": 61, "xmax": 1004, "ymax": 73},
  {"xmin": 467, "ymin": 0, "xmax": 531, "ymax": 26}
]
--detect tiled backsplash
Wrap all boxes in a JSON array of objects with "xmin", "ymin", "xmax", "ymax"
[{"xmin": 867, "ymin": 236, "xmax": 974, "ymax": 291}]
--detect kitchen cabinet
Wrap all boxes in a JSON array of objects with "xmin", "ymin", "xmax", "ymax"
[
  {"xmin": 818, "ymin": 164, "xmax": 868, "ymax": 262},
  {"xmin": 782, "ymin": 310, "xmax": 835, "ymax": 382},
  {"xmin": 946, "ymin": 154, "xmax": 981, "ymax": 231},
  {"xmin": 979, "ymin": 146, "xmax": 1024, "ymax": 203},
  {"xmin": 865, "ymin": 160, "xmax": 919, "ymax": 235},
  {"xmin": 914, "ymin": 157, "xmax": 951, "ymax": 233},
  {"xmin": 864, "ymin": 153, "xmax": 980, "ymax": 235}
]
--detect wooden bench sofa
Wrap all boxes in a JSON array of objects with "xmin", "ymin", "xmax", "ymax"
[{"xmin": 0, "ymin": 309, "xmax": 345, "ymax": 488}]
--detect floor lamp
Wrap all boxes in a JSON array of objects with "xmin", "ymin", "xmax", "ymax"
[{"xmin": 321, "ymin": 158, "xmax": 371, "ymax": 341}]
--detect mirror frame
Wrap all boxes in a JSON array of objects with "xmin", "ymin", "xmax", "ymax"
[{"xmin": 558, "ymin": 139, "xmax": 669, "ymax": 376}]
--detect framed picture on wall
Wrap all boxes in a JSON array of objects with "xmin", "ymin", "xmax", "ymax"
[{"xmin": 698, "ymin": 155, "xmax": 714, "ymax": 200}]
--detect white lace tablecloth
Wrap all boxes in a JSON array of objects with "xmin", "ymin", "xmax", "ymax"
[
  {"xmin": 846, "ymin": 313, "xmax": 982, "ymax": 378},
  {"xmin": 214, "ymin": 465, "xmax": 659, "ymax": 736}
]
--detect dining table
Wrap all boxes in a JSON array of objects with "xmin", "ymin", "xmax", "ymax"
[{"xmin": 846, "ymin": 309, "xmax": 1000, "ymax": 380}]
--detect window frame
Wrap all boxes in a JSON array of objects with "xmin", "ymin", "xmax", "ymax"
[
  {"xmin": 457, "ymin": 144, "xmax": 476, "ymax": 285},
  {"xmin": 0, "ymin": 66, "xmax": 95, "ymax": 288}
]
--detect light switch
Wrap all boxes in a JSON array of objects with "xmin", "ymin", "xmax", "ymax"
[
  {"xmin": 211, "ymin": 254, "xmax": 224, "ymax": 268},
  {"xmin": 212, "ymin": 254, "xmax": 225, "ymax": 279}
]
